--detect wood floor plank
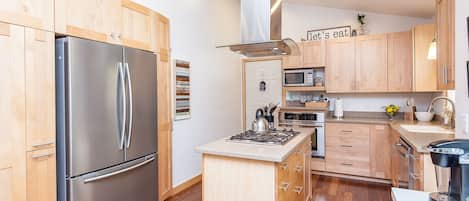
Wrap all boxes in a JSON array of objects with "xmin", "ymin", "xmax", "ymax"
[{"xmin": 165, "ymin": 175, "xmax": 391, "ymax": 201}]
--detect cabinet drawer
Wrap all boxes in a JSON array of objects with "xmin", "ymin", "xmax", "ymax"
[
  {"xmin": 326, "ymin": 134, "xmax": 370, "ymax": 148},
  {"xmin": 326, "ymin": 158, "xmax": 370, "ymax": 177},
  {"xmin": 326, "ymin": 123, "xmax": 370, "ymax": 138}
]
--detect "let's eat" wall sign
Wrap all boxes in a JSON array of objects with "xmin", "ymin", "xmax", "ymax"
[{"xmin": 306, "ymin": 26, "xmax": 352, "ymax": 41}]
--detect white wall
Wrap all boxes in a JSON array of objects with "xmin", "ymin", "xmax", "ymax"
[
  {"xmin": 131, "ymin": 0, "xmax": 242, "ymax": 186},
  {"xmin": 282, "ymin": 2, "xmax": 433, "ymax": 41},
  {"xmin": 455, "ymin": 0, "xmax": 469, "ymax": 138}
]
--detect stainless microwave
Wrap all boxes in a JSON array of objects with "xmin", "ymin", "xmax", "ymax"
[{"xmin": 283, "ymin": 69, "xmax": 314, "ymax": 87}]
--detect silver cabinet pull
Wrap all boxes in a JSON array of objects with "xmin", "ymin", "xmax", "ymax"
[
  {"xmin": 341, "ymin": 130, "xmax": 353, "ymax": 133},
  {"xmin": 32, "ymin": 152, "xmax": 54, "ymax": 159},
  {"xmin": 341, "ymin": 163, "xmax": 353, "ymax": 166},
  {"xmin": 31, "ymin": 140, "xmax": 54, "ymax": 147},
  {"xmin": 84, "ymin": 156, "xmax": 155, "ymax": 183},
  {"xmin": 279, "ymin": 182, "xmax": 290, "ymax": 191},
  {"xmin": 293, "ymin": 186, "xmax": 304, "ymax": 194},
  {"xmin": 295, "ymin": 165, "xmax": 303, "ymax": 173},
  {"xmin": 443, "ymin": 64, "xmax": 448, "ymax": 85},
  {"xmin": 410, "ymin": 173, "xmax": 420, "ymax": 180},
  {"xmin": 341, "ymin": 145, "xmax": 353, "ymax": 148},
  {"xmin": 117, "ymin": 62, "xmax": 126, "ymax": 150},
  {"xmin": 280, "ymin": 163, "xmax": 288, "ymax": 170},
  {"xmin": 124, "ymin": 62, "xmax": 133, "ymax": 148}
]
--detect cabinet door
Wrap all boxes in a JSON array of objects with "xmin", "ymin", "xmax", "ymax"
[
  {"xmin": 413, "ymin": 24, "xmax": 438, "ymax": 92},
  {"xmin": 436, "ymin": 0, "xmax": 455, "ymax": 90},
  {"xmin": 325, "ymin": 38, "xmax": 355, "ymax": 93},
  {"xmin": 25, "ymin": 28, "xmax": 55, "ymax": 151},
  {"xmin": 302, "ymin": 40, "xmax": 325, "ymax": 67},
  {"xmin": 391, "ymin": 129, "xmax": 401, "ymax": 186},
  {"xmin": 0, "ymin": 0, "xmax": 54, "ymax": 31},
  {"xmin": 55, "ymin": 0, "xmax": 121, "ymax": 44},
  {"xmin": 27, "ymin": 148, "xmax": 56, "ymax": 201},
  {"xmin": 370, "ymin": 125, "xmax": 392, "ymax": 179},
  {"xmin": 283, "ymin": 42, "xmax": 303, "ymax": 69},
  {"xmin": 356, "ymin": 34, "xmax": 388, "ymax": 92},
  {"xmin": 387, "ymin": 31, "xmax": 413, "ymax": 92},
  {"xmin": 121, "ymin": 0, "xmax": 152, "ymax": 51},
  {"xmin": 303, "ymin": 142, "xmax": 312, "ymax": 201},
  {"xmin": 0, "ymin": 23, "xmax": 26, "ymax": 201},
  {"xmin": 157, "ymin": 53, "xmax": 173, "ymax": 200}
]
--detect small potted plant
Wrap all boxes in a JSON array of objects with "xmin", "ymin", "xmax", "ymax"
[{"xmin": 385, "ymin": 104, "xmax": 400, "ymax": 120}]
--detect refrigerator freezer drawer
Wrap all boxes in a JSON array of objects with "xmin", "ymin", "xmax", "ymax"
[{"xmin": 68, "ymin": 154, "xmax": 158, "ymax": 201}]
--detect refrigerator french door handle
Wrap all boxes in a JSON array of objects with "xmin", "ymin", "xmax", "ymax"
[
  {"xmin": 118, "ymin": 62, "xmax": 126, "ymax": 150},
  {"xmin": 124, "ymin": 62, "xmax": 133, "ymax": 148},
  {"xmin": 83, "ymin": 156, "xmax": 155, "ymax": 184}
]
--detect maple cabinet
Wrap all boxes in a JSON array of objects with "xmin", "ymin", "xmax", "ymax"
[
  {"xmin": 436, "ymin": 0, "xmax": 455, "ymax": 90},
  {"xmin": 355, "ymin": 34, "xmax": 388, "ymax": 92},
  {"xmin": 121, "ymin": 0, "xmax": 153, "ymax": 51},
  {"xmin": 0, "ymin": 22, "xmax": 26, "ymax": 201},
  {"xmin": 25, "ymin": 28, "xmax": 56, "ymax": 152},
  {"xmin": 26, "ymin": 148, "xmax": 56, "ymax": 201},
  {"xmin": 370, "ymin": 125, "xmax": 392, "ymax": 179},
  {"xmin": 283, "ymin": 43, "xmax": 303, "ymax": 69},
  {"xmin": 0, "ymin": 0, "xmax": 54, "ymax": 31},
  {"xmin": 413, "ymin": 24, "xmax": 438, "ymax": 92},
  {"xmin": 283, "ymin": 41, "xmax": 326, "ymax": 69},
  {"xmin": 325, "ymin": 37, "xmax": 356, "ymax": 93},
  {"xmin": 387, "ymin": 31, "xmax": 413, "ymax": 92},
  {"xmin": 55, "ymin": 0, "xmax": 122, "ymax": 44}
]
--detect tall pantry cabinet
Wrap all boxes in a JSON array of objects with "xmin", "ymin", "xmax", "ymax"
[{"xmin": 0, "ymin": 23, "xmax": 55, "ymax": 201}]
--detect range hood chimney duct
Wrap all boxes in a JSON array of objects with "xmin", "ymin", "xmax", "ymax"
[{"xmin": 217, "ymin": 0, "xmax": 299, "ymax": 57}]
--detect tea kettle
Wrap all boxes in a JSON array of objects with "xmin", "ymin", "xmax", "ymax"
[{"xmin": 252, "ymin": 109, "xmax": 269, "ymax": 132}]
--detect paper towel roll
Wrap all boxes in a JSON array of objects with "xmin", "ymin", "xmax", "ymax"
[{"xmin": 334, "ymin": 98, "xmax": 344, "ymax": 118}]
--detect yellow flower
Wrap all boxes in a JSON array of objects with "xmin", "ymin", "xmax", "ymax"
[{"xmin": 386, "ymin": 108, "xmax": 393, "ymax": 113}]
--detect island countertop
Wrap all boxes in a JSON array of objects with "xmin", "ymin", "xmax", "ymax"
[{"xmin": 195, "ymin": 127, "xmax": 313, "ymax": 163}]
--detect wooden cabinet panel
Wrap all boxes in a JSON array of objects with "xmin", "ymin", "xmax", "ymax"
[
  {"xmin": 413, "ymin": 24, "xmax": 438, "ymax": 92},
  {"xmin": 302, "ymin": 40, "xmax": 325, "ymax": 67},
  {"xmin": 391, "ymin": 128, "xmax": 401, "ymax": 186},
  {"xmin": 370, "ymin": 125, "xmax": 392, "ymax": 179},
  {"xmin": 25, "ymin": 28, "xmax": 55, "ymax": 151},
  {"xmin": 311, "ymin": 158, "xmax": 325, "ymax": 171},
  {"xmin": 26, "ymin": 148, "xmax": 56, "ymax": 201},
  {"xmin": 283, "ymin": 42, "xmax": 303, "ymax": 69},
  {"xmin": 152, "ymin": 13, "xmax": 170, "ymax": 54},
  {"xmin": 0, "ymin": 23, "xmax": 26, "ymax": 201},
  {"xmin": 356, "ymin": 34, "xmax": 388, "ymax": 92},
  {"xmin": 325, "ymin": 158, "xmax": 371, "ymax": 177},
  {"xmin": 121, "ymin": 0, "xmax": 152, "ymax": 51},
  {"xmin": 55, "ymin": 0, "xmax": 122, "ymax": 44},
  {"xmin": 436, "ymin": 0, "xmax": 455, "ymax": 90},
  {"xmin": 0, "ymin": 0, "xmax": 54, "ymax": 31},
  {"xmin": 387, "ymin": 31, "xmax": 413, "ymax": 92},
  {"xmin": 325, "ymin": 38, "xmax": 356, "ymax": 92}
]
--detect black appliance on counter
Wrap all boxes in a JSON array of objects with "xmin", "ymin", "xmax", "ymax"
[{"xmin": 428, "ymin": 140, "xmax": 469, "ymax": 201}]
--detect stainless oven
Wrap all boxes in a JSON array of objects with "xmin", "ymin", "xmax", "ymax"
[
  {"xmin": 283, "ymin": 69, "xmax": 314, "ymax": 87},
  {"xmin": 393, "ymin": 137, "xmax": 419, "ymax": 190},
  {"xmin": 279, "ymin": 111, "xmax": 325, "ymax": 158}
]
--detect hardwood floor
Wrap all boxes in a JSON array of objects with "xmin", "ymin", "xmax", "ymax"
[{"xmin": 165, "ymin": 175, "xmax": 391, "ymax": 201}]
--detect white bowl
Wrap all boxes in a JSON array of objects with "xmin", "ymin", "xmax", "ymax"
[{"xmin": 415, "ymin": 112, "xmax": 435, "ymax": 122}]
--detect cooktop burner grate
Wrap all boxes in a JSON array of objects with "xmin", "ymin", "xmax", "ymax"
[{"xmin": 229, "ymin": 128, "xmax": 300, "ymax": 145}]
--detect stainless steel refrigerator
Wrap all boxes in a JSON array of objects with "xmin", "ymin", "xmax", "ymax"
[{"xmin": 56, "ymin": 37, "xmax": 158, "ymax": 201}]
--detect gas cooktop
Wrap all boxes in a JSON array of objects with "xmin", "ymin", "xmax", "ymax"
[{"xmin": 229, "ymin": 128, "xmax": 300, "ymax": 145}]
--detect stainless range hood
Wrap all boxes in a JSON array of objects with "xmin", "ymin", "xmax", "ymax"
[{"xmin": 217, "ymin": 0, "xmax": 299, "ymax": 57}]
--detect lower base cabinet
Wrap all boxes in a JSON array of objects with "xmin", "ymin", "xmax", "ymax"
[
  {"xmin": 317, "ymin": 123, "xmax": 391, "ymax": 180},
  {"xmin": 27, "ymin": 148, "xmax": 56, "ymax": 201}
]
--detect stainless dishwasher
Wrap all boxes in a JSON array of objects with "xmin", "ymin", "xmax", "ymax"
[{"xmin": 393, "ymin": 137, "xmax": 420, "ymax": 190}]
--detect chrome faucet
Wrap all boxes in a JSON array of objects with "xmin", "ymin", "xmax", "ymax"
[{"xmin": 427, "ymin": 96, "xmax": 455, "ymax": 129}]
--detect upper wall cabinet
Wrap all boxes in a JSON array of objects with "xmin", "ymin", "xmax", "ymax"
[
  {"xmin": 55, "ymin": 0, "xmax": 122, "ymax": 44},
  {"xmin": 387, "ymin": 31, "xmax": 413, "ymax": 92},
  {"xmin": 326, "ymin": 37, "xmax": 356, "ymax": 93},
  {"xmin": 413, "ymin": 24, "xmax": 438, "ymax": 92},
  {"xmin": 436, "ymin": 0, "xmax": 455, "ymax": 90},
  {"xmin": 0, "ymin": 0, "xmax": 54, "ymax": 31},
  {"xmin": 152, "ymin": 12, "xmax": 170, "ymax": 59},
  {"xmin": 355, "ymin": 34, "xmax": 388, "ymax": 92},
  {"xmin": 121, "ymin": 0, "xmax": 153, "ymax": 51},
  {"xmin": 302, "ymin": 40, "xmax": 326, "ymax": 67},
  {"xmin": 283, "ymin": 41, "xmax": 326, "ymax": 69}
]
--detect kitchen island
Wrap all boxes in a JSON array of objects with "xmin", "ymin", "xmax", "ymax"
[{"xmin": 196, "ymin": 127, "xmax": 313, "ymax": 201}]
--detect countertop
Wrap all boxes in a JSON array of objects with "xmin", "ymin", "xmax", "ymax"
[
  {"xmin": 389, "ymin": 120, "xmax": 455, "ymax": 153},
  {"xmin": 195, "ymin": 127, "xmax": 312, "ymax": 163},
  {"xmin": 391, "ymin": 188, "xmax": 430, "ymax": 201},
  {"xmin": 326, "ymin": 117, "xmax": 390, "ymax": 124}
]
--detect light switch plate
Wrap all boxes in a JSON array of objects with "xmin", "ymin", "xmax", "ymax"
[{"xmin": 465, "ymin": 114, "xmax": 469, "ymax": 135}]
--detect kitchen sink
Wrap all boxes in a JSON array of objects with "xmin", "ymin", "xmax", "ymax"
[{"xmin": 400, "ymin": 125, "xmax": 455, "ymax": 134}]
